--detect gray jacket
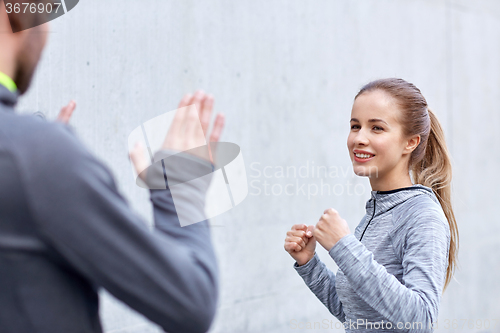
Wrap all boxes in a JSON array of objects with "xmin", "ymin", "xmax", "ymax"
[
  {"xmin": 0, "ymin": 84, "xmax": 218, "ymax": 333},
  {"xmin": 294, "ymin": 184, "xmax": 451, "ymax": 332}
]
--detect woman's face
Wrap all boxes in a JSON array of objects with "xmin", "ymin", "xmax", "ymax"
[{"xmin": 347, "ymin": 89, "xmax": 416, "ymax": 187}]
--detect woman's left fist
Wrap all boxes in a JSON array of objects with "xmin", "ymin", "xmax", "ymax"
[{"xmin": 313, "ymin": 208, "xmax": 351, "ymax": 251}]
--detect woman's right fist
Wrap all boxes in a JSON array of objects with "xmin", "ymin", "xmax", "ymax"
[{"xmin": 284, "ymin": 224, "xmax": 316, "ymax": 266}]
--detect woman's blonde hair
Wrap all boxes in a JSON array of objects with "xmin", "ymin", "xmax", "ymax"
[{"xmin": 355, "ymin": 78, "xmax": 459, "ymax": 292}]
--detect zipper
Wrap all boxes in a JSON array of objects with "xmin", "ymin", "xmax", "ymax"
[{"xmin": 360, "ymin": 197, "xmax": 376, "ymax": 241}]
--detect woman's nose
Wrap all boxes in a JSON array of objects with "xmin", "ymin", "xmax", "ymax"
[{"xmin": 353, "ymin": 131, "xmax": 369, "ymax": 146}]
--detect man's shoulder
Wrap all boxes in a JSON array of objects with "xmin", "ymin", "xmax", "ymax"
[
  {"xmin": 0, "ymin": 112, "xmax": 95, "ymax": 183},
  {"xmin": 1, "ymin": 112, "xmax": 85, "ymax": 155}
]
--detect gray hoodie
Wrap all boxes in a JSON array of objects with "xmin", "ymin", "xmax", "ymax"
[
  {"xmin": 294, "ymin": 184, "xmax": 451, "ymax": 333},
  {"xmin": 0, "ymin": 84, "xmax": 218, "ymax": 333}
]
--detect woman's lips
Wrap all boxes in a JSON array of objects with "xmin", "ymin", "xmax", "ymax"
[{"xmin": 353, "ymin": 154, "xmax": 375, "ymax": 163}]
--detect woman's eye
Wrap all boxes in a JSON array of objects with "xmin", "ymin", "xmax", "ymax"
[{"xmin": 350, "ymin": 125, "xmax": 383, "ymax": 131}]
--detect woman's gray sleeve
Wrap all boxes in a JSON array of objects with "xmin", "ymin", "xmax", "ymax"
[
  {"xmin": 328, "ymin": 213, "xmax": 450, "ymax": 332},
  {"xmin": 293, "ymin": 252, "xmax": 346, "ymax": 323}
]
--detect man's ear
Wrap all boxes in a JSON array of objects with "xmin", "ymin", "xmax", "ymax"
[{"xmin": 404, "ymin": 135, "xmax": 420, "ymax": 154}]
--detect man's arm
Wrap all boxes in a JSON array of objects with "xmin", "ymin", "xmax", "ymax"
[{"xmin": 17, "ymin": 122, "xmax": 218, "ymax": 333}]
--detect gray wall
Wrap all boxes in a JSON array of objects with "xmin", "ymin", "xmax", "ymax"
[{"xmin": 17, "ymin": 0, "xmax": 500, "ymax": 332}]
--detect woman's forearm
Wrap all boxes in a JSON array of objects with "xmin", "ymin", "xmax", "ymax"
[{"xmin": 294, "ymin": 252, "xmax": 346, "ymax": 323}]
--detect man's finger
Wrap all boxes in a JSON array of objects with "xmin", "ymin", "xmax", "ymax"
[
  {"xmin": 56, "ymin": 100, "xmax": 76, "ymax": 124},
  {"xmin": 177, "ymin": 93, "xmax": 193, "ymax": 109},
  {"xmin": 177, "ymin": 94, "xmax": 201, "ymax": 144},
  {"xmin": 209, "ymin": 113, "xmax": 225, "ymax": 143},
  {"xmin": 173, "ymin": 94, "xmax": 193, "ymax": 135},
  {"xmin": 184, "ymin": 105, "xmax": 206, "ymax": 149},
  {"xmin": 199, "ymin": 95, "xmax": 214, "ymax": 137},
  {"xmin": 207, "ymin": 113, "xmax": 225, "ymax": 165},
  {"xmin": 192, "ymin": 90, "xmax": 206, "ymax": 119},
  {"xmin": 164, "ymin": 94, "xmax": 193, "ymax": 150}
]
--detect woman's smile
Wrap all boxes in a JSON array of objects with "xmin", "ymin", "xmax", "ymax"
[
  {"xmin": 353, "ymin": 153, "xmax": 375, "ymax": 163},
  {"xmin": 353, "ymin": 149, "xmax": 376, "ymax": 163}
]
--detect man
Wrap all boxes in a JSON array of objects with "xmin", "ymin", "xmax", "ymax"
[{"xmin": 0, "ymin": 1, "xmax": 225, "ymax": 332}]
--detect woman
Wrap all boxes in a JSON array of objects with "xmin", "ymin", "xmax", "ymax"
[{"xmin": 284, "ymin": 78, "xmax": 458, "ymax": 332}]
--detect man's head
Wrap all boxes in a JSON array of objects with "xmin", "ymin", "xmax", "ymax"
[{"xmin": 0, "ymin": 0, "xmax": 51, "ymax": 94}]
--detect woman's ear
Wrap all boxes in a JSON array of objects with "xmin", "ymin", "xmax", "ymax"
[{"xmin": 404, "ymin": 134, "xmax": 420, "ymax": 154}]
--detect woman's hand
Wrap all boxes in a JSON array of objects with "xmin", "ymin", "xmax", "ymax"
[
  {"xmin": 284, "ymin": 224, "xmax": 316, "ymax": 266},
  {"xmin": 313, "ymin": 208, "xmax": 351, "ymax": 251}
]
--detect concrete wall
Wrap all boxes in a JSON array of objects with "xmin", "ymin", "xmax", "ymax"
[{"xmin": 17, "ymin": 0, "xmax": 500, "ymax": 332}]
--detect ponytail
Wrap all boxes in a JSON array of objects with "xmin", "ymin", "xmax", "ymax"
[{"xmin": 410, "ymin": 108, "xmax": 459, "ymax": 292}]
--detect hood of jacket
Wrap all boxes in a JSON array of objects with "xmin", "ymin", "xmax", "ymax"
[{"xmin": 0, "ymin": 84, "xmax": 19, "ymax": 110}]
